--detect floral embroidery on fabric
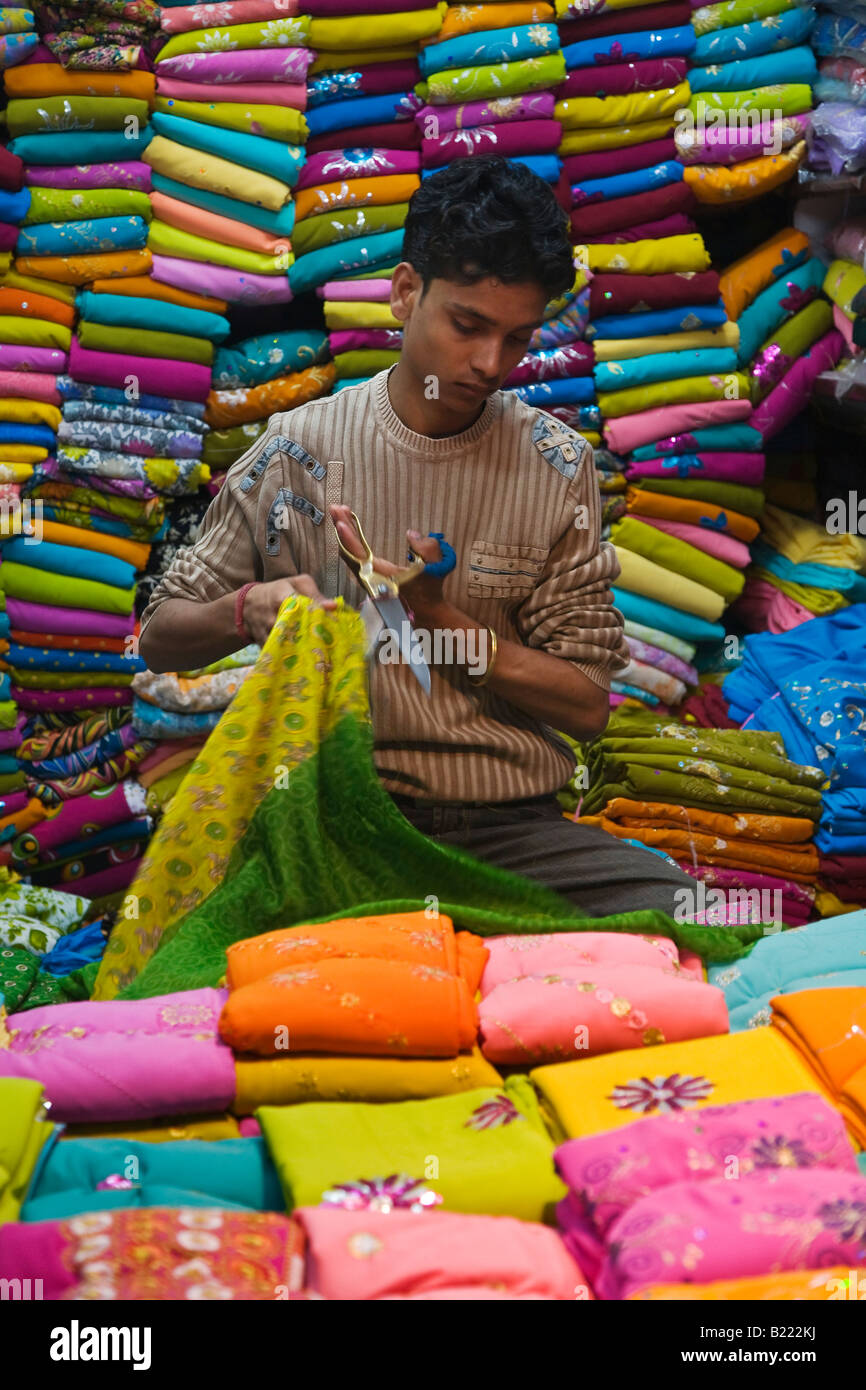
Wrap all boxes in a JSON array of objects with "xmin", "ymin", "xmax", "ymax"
[
  {"xmin": 321, "ymin": 1176, "xmax": 442, "ymax": 1214},
  {"xmin": 465, "ymin": 1094, "xmax": 523, "ymax": 1129},
  {"xmin": 751, "ymin": 1136, "xmax": 815, "ymax": 1169},
  {"xmin": 609, "ymin": 1073, "xmax": 715, "ymax": 1114},
  {"xmin": 817, "ymin": 1199, "xmax": 866, "ymax": 1243}
]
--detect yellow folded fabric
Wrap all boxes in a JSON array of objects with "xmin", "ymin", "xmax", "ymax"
[
  {"xmin": 0, "ymin": 446, "xmax": 47, "ymax": 464},
  {"xmin": 530, "ymin": 1027, "xmax": 827, "ymax": 1141},
  {"xmin": 0, "ymin": 462, "xmax": 33, "ymax": 483},
  {"xmin": 2, "ymin": 270, "xmax": 76, "ymax": 306},
  {"xmin": 308, "ymin": 8, "xmax": 444, "ymax": 48},
  {"xmin": 0, "ymin": 398, "xmax": 60, "ymax": 429},
  {"xmin": 323, "ymin": 301, "xmax": 401, "ymax": 330},
  {"xmin": 762, "ymin": 503, "xmax": 866, "ymax": 570},
  {"xmin": 556, "ymin": 84, "xmax": 690, "ymax": 130},
  {"xmin": 309, "ymin": 46, "xmax": 417, "ymax": 72},
  {"xmin": 559, "ymin": 118, "xmax": 674, "ymax": 155},
  {"xmin": 232, "ymin": 1048, "xmax": 502, "ymax": 1113},
  {"xmin": 61, "ymin": 1115, "xmax": 241, "ymax": 1142},
  {"xmin": 824, "ymin": 258, "xmax": 866, "ymax": 321},
  {"xmin": 592, "ymin": 322, "xmax": 740, "ymax": 361},
  {"xmin": 0, "ymin": 315, "xmax": 71, "ymax": 351},
  {"xmin": 614, "ymin": 546, "xmax": 726, "ymax": 620},
  {"xmin": 585, "ymin": 235, "xmax": 711, "ymax": 276},
  {"xmin": 143, "ymin": 135, "xmax": 291, "ymax": 213}
]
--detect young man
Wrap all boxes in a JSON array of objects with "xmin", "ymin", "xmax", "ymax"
[{"xmin": 140, "ymin": 157, "xmax": 694, "ymax": 918}]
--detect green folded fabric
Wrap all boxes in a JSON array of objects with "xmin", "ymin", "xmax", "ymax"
[
  {"xmin": 258, "ymin": 1078, "xmax": 565, "ymax": 1222},
  {"xmin": 291, "ymin": 203, "xmax": 409, "ymax": 258},
  {"xmin": 25, "ymin": 187, "xmax": 153, "ymax": 226},
  {"xmin": 599, "ymin": 372, "xmax": 751, "ymax": 420},
  {"xmin": 689, "ymin": 84, "xmax": 811, "ymax": 119},
  {"xmin": 152, "ymin": 96, "xmax": 307, "ymax": 145},
  {"xmin": 7, "ymin": 669, "xmax": 135, "ymax": 690},
  {"xmin": 0, "ymin": 772, "xmax": 25, "ymax": 792},
  {"xmin": 78, "ymin": 319, "xmax": 214, "ymax": 367},
  {"xmin": 7, "ymin": 97, "xmax": 150, "ymax": 138},
  {"xmin": 0, "ymin": 700, "xmax": 18, "ymax": 731},
  {"xmin": 636, "ymin": 477, "xmax": 765, "ymax": 517},
  {"xmin": 425, "ymin": 51, "xmax": 566, "ymax": 104},
  {"xmin": 592, "ymin": 731, "xmax": 825, "ymax": 788},
  {"xmin": 201, "ymin": 420, "xmax": 268, "ymax": 468},
  {"xmin": 155, "ymin": 14, "xmax": 310, "ymax": 62},
  {"xmin": 692, "ymin": 0, "xmax": 801, "ymax": 36},
  {"xmin": 0, "ymin": 314, "xmax": 71, "ymax": 351},
  {"xmin": 147, "ymin": 219, "xmax": 287, "ymax": 277},
  {"xmin": 612, "ymin": 517, "xmax": 745, "ymax": 603},
  {"xmin": 0, "ymin": 561, "xmax": 135, "ymax": 616},
  {"xmin": 0, "ymin": 1079, "xmax": 54, "ymax": 1225},
  {"xmin": 751, "ymin": 300, "xmax": 834, "ymax": 402},
  {"xmin": 334, "ymin": 349, "xmax": 401, "ymax": 379}
]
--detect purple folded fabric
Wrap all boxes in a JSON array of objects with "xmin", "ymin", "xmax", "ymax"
[
  {"xmin": 423, "ymin": 119, "xmax": 562, "ymax": 168},
  {"xmin": 0, "ymin": 717, "xmax": 25, "ymax": 754},
  {"xmin": 627, "ymin": 453, "xmax": 766, "ymax": 484},
  {"xmin": 13, "ymin": 688, "xmax": 133, "ymax": 712},
  {"xmin": 561, "ymin": 139, "xmax": 677, "ymax": 181},
  {"xmin": 558, "ymin": 57, "xmax": 687, "ymax": 98},
  {"xmin": 504, "ymin": 341, "xmax": 595, "ymax": 387},
  {"xmin": 0, "ymin": 790, "xmax": 30, "ymax": 819},
  {"xmin": 750, "ymin": 331, "xmax": 845, "ymax": 441},
  {"xmin": 5, "ymin": 597, "xmax": 133, "ymax": 636},
  {"xmin": 0, "ymin": 345, "xmax": 67, "ymax": 373},
  {"xmin": 63, "ymin": 857, "xmax": 142, "ymax": 899},
  {"xmin": 156, "ymin": 48, "xmax": 314, "ymax": 84},
  {"xmin": 0, "ymin": 222, "xmax": 19, "ymax": 252},
  {"xmin": 605, "ymin": 399, "xmax": 753, "ymax": 454},
  {"xmin": 591, "ymin": 213, "xmax": 695, "ymax": 244},
  {"xmin": 416, "ymin": 92, "xmax": 556, "ymax": 133},
  {"xmin": 24, "ymin": 161, "xmax": 153, "ymax": 191},
  {"xmin": 295, "ymin": 147, "xmax": 420, "ymax": 191},
  {"xmin": 68, "ymin": 336, "xmax": 212, "ymax": 404},
  {"xmin": 150, "ymin": 254, "xmax": 293, "ymax": 307},
  {"xmin": 329, "ymin": 329, "xmax": 402, "ymax": 352},
  {"xmin": 9, "ymin": 780, "xmax": 144, "ymax": 858}
]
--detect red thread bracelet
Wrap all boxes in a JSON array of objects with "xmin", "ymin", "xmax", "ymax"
[{"xmin": 234, "ymin": 582, "xmax": 259, "ymax": 644}]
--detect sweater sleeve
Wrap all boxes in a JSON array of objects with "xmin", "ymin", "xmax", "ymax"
[{"xmin": 513, "ymin": 443, "xmax": 630, "ymax": 692}]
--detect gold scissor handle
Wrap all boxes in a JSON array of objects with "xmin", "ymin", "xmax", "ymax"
[{"xmin": 333, "ymin": 510, "xmax": 426, "ymax": 601}]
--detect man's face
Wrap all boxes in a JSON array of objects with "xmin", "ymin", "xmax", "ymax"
[{"xmin": 391, "ymin": 265, "xmax": 549, "ymax": 416}]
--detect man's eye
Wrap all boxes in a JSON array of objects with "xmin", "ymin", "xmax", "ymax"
[
  {"xmin": 452, "ymin": 320, "xmax": 474, "ymax": 335},
  {"xmin": 510, "ymin": 336, "xmax": 532, "ymax": 349}
]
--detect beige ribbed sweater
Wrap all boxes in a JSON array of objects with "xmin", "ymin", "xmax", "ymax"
[{"xmin": 141, "ymin": 370, "xmax": 629, "ymax": 801}]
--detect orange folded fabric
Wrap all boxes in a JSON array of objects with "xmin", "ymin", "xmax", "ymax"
[
  {"xmin": 593, "ymin": 816, "xmax": 819, "ymax": 878},
  {"xmin": 89, "ymin": 275, "xmax": 228, "ymax": 315},
  {"xmin": 39, "ymin": 521, "xmax": 150, "ymax": 570},
  {"xmin": 5, "ymin": 63, "xmax": 156, "ymax": 101},
  {"xmin": 838, "ymin": 1064, "xmax": 866, "ymax": 1149},
  {"xmin": 219, "ymin": 955, "xmax": 479, "ymax": 1058},
  {"xmin": 15, "ymin": 249, "xmax": 152, "ymax": 286},
  {"xmin": 293, "ymin": 174, "xmax": 420, "ymax": 223},
  {"xmin": 225, "ymin": 911, "xmax": 488, "ymax": 994},
  {"xmin": 150, "ymin": 191, "xmax": 286, "ymax": 257},
  {"xmin": 0, "ymin": 287, "xmax": 75, "ymax": 329},
  {"xmin": 719, "ymin": 227, "xmax": 810, "ymax": 321},
  {"xmin": 624, "ymin": 488, "xmax": 760, "ymax": 544},
  {"xmin": 10, "ymin": 629, "xmax": 131, "ymax": 653},
  {"xmin": 205, "ymin": 362, "xmax": 336, "ymax": 427},
  {"xmin": 629, "ymin": 1266, "xmax": 866, "ymax": 1300},
  {"xmin": 772, "ymin": 988, "xmax": 866, "ymax": 1095},
  {"xmin": 426, "ymin": 0, "xmax": 554, "ymax": 43},
  {"xmin": 602, "ymin": 798, "xmax": 815, "ymax": 844}
]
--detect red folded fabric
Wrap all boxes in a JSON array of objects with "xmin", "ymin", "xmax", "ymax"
[
  {"xmin": 571, "ymin": 181, "xmax": 696, "ymax": 237},
  {"xmin": 589, "ymin": 269, "xmax": 721, "ymax": 318},
  {"xmin": 589, "ymin": 212, "xmax": 695, "ymax": 244},
  {"xmin": 557, "ymin": 56, "xmax": 687, "ymax": 98},
  {"xmin": 0, "ymin": 145, "xmax": 24, "ymax": 192},
  {"xmin": 561, "ymin": 138, "xmax": 677, "ymax": 182},
  {"xmin": 559, "ymin": 2, "xmax": 691, "ymax": 42},
  {"xmin": 306, "ymin": 121, "xmax": 421, "ymax": 156}
]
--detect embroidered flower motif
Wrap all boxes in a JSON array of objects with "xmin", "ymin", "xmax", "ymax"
[
  {"xmin": 260, "ymin": 16, "xmax": 302, "ymax": 43},
  {"xmin": 347, "ymin": 1232, "xmax": 384, "ymax": 1259},
  {"xmin": 751, "ymin": 1135, "xmax": 814, "ymax": 1169},
  {"xmin": 195, "ymin": 28, "xmax": 237, "ymax": 50},
  {"xmin": 96, "ymin": 1174, "xmax": 135, "ymax": 1191},
  {"xmin": 322, "ymin": 1176, "xmax": 443, "ymax": 1214},
  {"xmin": 158, "ymin": 1002, "xmax": 214, "ymax": 1027},
  {"xmin": 609, "ymin": 1073, "xmax": 715, "ymax": 1114},
  {"xmin": 465, "ymin": 1093, "xmax": 523, "ymax": 1129},
  {"xmin": 528, "ymin": 23, "xmax": 553, "ymax": 45},
  {"xmin": 817, "ymin": 1198, "xmax": 866, "ymax": 1243}
]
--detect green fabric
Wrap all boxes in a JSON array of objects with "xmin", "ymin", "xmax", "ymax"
[
  {"xmin": 0, "ymin": 772, "xmax": 25, "ymax": 793},
  {"xmin": 612, "ymin": 517, "xmax": 744, "ymax": 603},
  {"xmin": 155, "ymin": 15, "xmax": 310, "ymax": 61},
  {"xmin": 6, "ymin": 668, "xmax": 135, "ymax": 690},
  {"xmin": 31, "ymin": 488, "xmax": 164, "ymax": 530},
  {"xmin": 0, "ymin": 942, "xmax": 94, "ymax": 1012},
  {"xmin": 0, "ymin": 560, "xmax": 136, "ymax": 616},
  {"xmin": 688, "ymin": 85, "xmax": 811, "ymax": 118},
  {"xmin": 636, "ymin": 477, "xmax": 765, "ymax": 517},
  {"xmin": 334, "ymin": 349, "xmax": 401, "ymax": 379},
  {"xmin": 6, "ymin": 97, "xmax": 150, "ymax": 137},
  {"xmin": 153, "ymin": 96, "xmax": 307, "ymax": 145},
  {"xmin": 752, "ymin": 300, "xmax": 834, "ymax": 402},
  {"xmin": 25, "ymin": 188, "xmax": 153, "ymax": 226},
  {"xmin": 258, "ymin": 1077, "xmax": 566, "ymax": 1222},
  {"xmin": 201, "ymin": 420, "xmax": 268, "ymax": 468},
  {"xmin": 147, "ymin": 219, "xmax": 287, "ymax": 277},
  {"xmin": 599, "ymin": 372, "xmax": 751, "ymax": 420},
  {"xmin": 290, "ymin": 203, "xmax": 409, "ymax": 258},
  {"xmin": 0, "ymin": 1079, "xmax": 54, "ymax": 1225},
  {"xmin": 424, "ymin": 51, "xmax": 566, "ymax": 103},
  {"xmin": 77, "ymin": 319, "xmax": 214, "ymax": 366},
  {"xmin": 0, "ymin": 701, "xmax": 18, "ymax": 731},
  {"xmin": 0, "ymin": 315, "xmax": 71, "ymax": 351},
  {"xmin": 0, "ymin": 869, "xmax": 89, "ymax": 935},
  {"xmin": 692, "ymin": 0, "xmax": 801, "ymax": 35}
]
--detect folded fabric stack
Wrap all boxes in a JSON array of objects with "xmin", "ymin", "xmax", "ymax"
[
  {"xmin": 204, "ymin": 320, "xmax": 333, "ymax": 441},
  {"xmin": 0, "ymin": 5, "xmax": 37, "ymax": 72},
  {"xmin": 318, "ymin": 270, "xmax": 399, "ymax": 396},
  {"xmin": 147, "ymin": 0, "xmax": 312, "ymax": 309},
  {"xmin": 287, "ymin": 2, "xmax": 437, "ymax": 306},
  {"xmin": 772, "ymin": 985, "xmax": 866, "ymax": 1146},
  {"xmin": 809, "ymin": 10, "xmax": 866, "ymax": 186},
  {"xmin": 554, "ymin": 1088, "xmax": 865, "ymax": 1297},
  {"xmin": 734, "ymin": 500, "xmax": 866, "ymax": 631},
  {"xmin": 518, "ymin": 269, "xmax": 602, "ymax": 441},
  {"xmin": 724, "ymin": 603, "xmax": 866, "ymax": 909},
  {"xmin": 33, "ymin": 0, "xmax": 162, "ymax": 71},
  {"xmin": 679, "ymin": 0, "xmax": 815, "ymax": 204}
]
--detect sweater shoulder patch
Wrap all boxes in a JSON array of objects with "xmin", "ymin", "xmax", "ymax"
[
  {"xmin": 238, "ymin": 434, "xmax": 327, "ymax": 494},
  {"xmin": 531, "ymin": 414, "xmax": 587, "ymax": 480}
]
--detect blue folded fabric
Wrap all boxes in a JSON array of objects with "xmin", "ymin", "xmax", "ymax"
[
  {"xmin": 0, "ymin": 675, "xmax": 11, "ymax": 704},
  {"xmin": 0, "ymin": 187, "xmax": 30, "ymax": 223},
  {"xmin": 131, "ymin": 696, "xmax": 222, "ymax": 739},
  {"xmin": 419, "ymin": 21, "xmax": 560, "ymax": 75},
  {"xmin": 288, "ymin": 228, "xmax": 404, "ymax": 295},
  {"xmin": 150, "ymin": 112, "xmax": 304, "ymax": 188},
  {"xmin": 595, "ymin": 348, "xmax": 738, "ymax": 392},
  {"xmin": 150, "ymin": 173, "xmax": 296, "ymax": 237},
  {"xmin": 507, "ymin": 377, "xmax": 595, "ymax": 405},
  {"xmin": 611, "ymin": 586, "xmax": 726, "ymax": 642},
  {"xmin": 0, "ymin": 753, "xmax": 18, "ymax": 774},
  {"xmin": 723, "ymin": 606, "xmax": 866, "ymax": 720},
  {"xmin": 0, "ymin": 423, "xmax": 54, "ymax": 447},
  {"xmin": 76, "ymin": 290, "xmax": 230, "ymax": 343},
  {"xmin": 212, "ymin": 328, "xmax": 329, "ymax": 390},
  {"xmin": 55, "ymin": 376, "xmax": 206, "ymax": 419},
  {"xmin": 611, "ymin": 679, "xmax": 660, "ymax": 704},
  {"xmin": 2, "ymin": 538, "xmax": 137, "ymax": 589},
  {"xmin": 0, "ymin": 613, "xmax": 11, "ymax": 640},
  {"xmin": 8, "ymin": 127, "xmax": 154, "ymax": 165},
  {"xmin": 573, "ymin": 160, "xmax": 682, "ymax": 204},
  {"xmin": 689, "ymin": 45, "xmax": 817, "ymax": 92},
  {"xmin": 736, "ymin": 259, "xmax": 826, "ymax": 366},
  {"xmin": 589, "ymin": 301, "xmax": 728, "ymax": 340},
  {"xmin": 563, "ymin": 24, "xmax": 695, "ymax": 69},
  {"xmin": 631, "ymin": 422, "xmax": 765, "ymax": 456},
  {"xmin": 5, "ymin": 643, "xmax": 145, "ymax": 674},
  {"xmin": 39, "ymin": 919, "xmax": 107, "ymax": 977},
  {"xmin": 812, "ymin": 11, "xmax": 866, "ymax": 56},
  {"xmin": 305, "ymin": 92, "xmax": 417, "ymax": 138},
  {"xmin": 17, "ymin": 216, "xmax": 148, "ymax": 257},
  {"xmin": 694, "ymin": 5, "xmax": 816, "ymax": 64},
  {"xmin": 751, "ymin": 542, "xmax": 866, "ymax": 600}
]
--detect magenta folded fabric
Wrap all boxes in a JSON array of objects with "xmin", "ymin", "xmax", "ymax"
[
  {"xmin": 558, "ymin": 57, "xmax": 687, "ymax": 98},
  {"xmin": 68, "ymin": 336, "xmax": 212, "ymax": 403},
  {"xmin": 676, "ymin": 863, "xmax": 816, "ymax": 922},
  {"xmin": 4, "ymin": 597, "xmax": 133, "ymax": 637},
  {"xmin": 0, "ymin": 371, "xmax": 60, "ymax": 405},
  {"xmin": 0, "ymin": 718, "xmax": 25, "ymax": 754},
  {"xmin": 319, "ymin": 277, "xmax": 393, "ymax": 301},
  {"xmin": 597, "ymin": 1168, "xmax": 866, "ymax": 1299},
  {"xmin": 503, "ymin": 341, "xmax": 595, "ymax": 387},
  {"xmin": 591, "ymin": 213, "xmax": 696, "ymax": 244},
  {"xmin": 304, "ymin": 0, "xmax": 430, "ymax": 11},
  {"xmin": 150, "ymin": 254, "xmax": 293, "ymax": 307},
  {"xmin": 749, "ymin": 331, "xmax": 845, "ymax": 441},
  {"xmin": 0, "ymin": 221, "xmax": 19, "ymax": 252},
  {"xmin": 733, "ymin": 578, "xmax": 816, "ymax": 634},
  {"xmin": 678, "ymin": 113, "xmax": 811, "ymax": 166},
  {"xmin": 24, "ymin": 162, "xmax": 153, "ymax": 191},
  {"xmin": 155, "ymin": 48, "xmax": 315, "ymax": 85},
  {"xmin": 0, "ymin": 790, "xmax": 30, "ymax": 817},
  {"xmin": 12, "ymin": 688, "xmax": 133, "ymax": 712},
  {"xmin": 418, "ymin": 92, "xmax": 556, "ymax": 134},
  {"xmin": 627, "ymin": 453, "xmax": 766, "ymax": 485},
  {"xmin": 631, "ymin": 515, "xmax": 751, "ymax": 568},
  {"xmin": 9, "ymin": 779, "xmax": 143, "ymax": 857},
  {"xmin": 0, "ymin": 345, "xmax": 67, "ymax": 373},
  {"xmin": 605, "ymin": 399, "xmax": 753, "ymax": 454},
  {"xmin": 0, "ymin": 1222, "xmax": 75, "ymax": 1302},
  {"xmin": 0, "ymin": 988, "xmax": 235, "ymax": 1123},
  {"xmin": 0, "ymin": 143, "xmax": 23, "ymax": 193},
  {"xmin": 296, "ymin": 147, "xmax": 420, "ymax": 191},
  {"xmin": 156, "ymin": 76, "xmax": 307, "ymax": 108},
  {"xmin": 561, "ymin": 139, "xmax": 676, "ymax": 182},
  {"xmin": 423, "ymin": 119, "xmax": 562, "ymax": 168},
  {"xmin": 64, "ymin": 857, "xmax": 143, "ymax": 900},
  {"xmin": 329, "ymin": 329, "xmax": 402, "ymax": 352},
  {"xmin": 556, "ymin": 1092, "xmax": 856, "ymax": 1289}
]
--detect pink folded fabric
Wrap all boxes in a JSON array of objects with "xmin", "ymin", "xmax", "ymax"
[
  {"xmin": 630, "ymin": 514, "xmax": 751, "ymax": 568},
  {"xmin": 605, "ymin": 399, "xmax": 753, "ymax": 454},
  {"xmin": 160, "ymin": 0, "xmax": 300, "ymax": 32},
  {"xmin": 4, "ymin": 597, "xmax": 132, "ymax": 636},
  {"xmin": 296, "ymin": 148, "xmax": 420, "ymax": 191},
  {"xmin": 0, "ymin": 1222, "xmax": 76, "ymax": 1301},
  {"xmin": 0, "ymin": 989, "xmax": 235, "ymax": 1123},
  {"xmin": 296, "ymin": 1207, "xmax": 589, "ymax": 1300},
  {"xmin": 0, "ymin": 370, "xmax": 60, "ymax": 405},
  {"xmin": 478, "ymin": 963, "xmax": 729, "ymax": 1065},
  {"xmin": 156, "ymin": 76, "xmax": 307, "ymax": 108},
  {"xmin": 627, "ymin": 453, "xmax": 766, "ymax": 485},
  {"xmin": 319, "ymin": 278, "xmax": 393, "ymax": 301},
  {"xmin": 150, "ymin": 191, "xmax": 284, "ymax": 256},
  {"xmin": 69, "ymin": 336, "xmax": 212, "ymax": 403},
  {"xmin": 733, "ymin": 579, "xmax": 817, "ymax": 634},
  {"xmin": 418, "ymin": 92, "xmax": 555, "ymax": 134},
  {"xmin": 503, "ymin": 341, "xmax": 594, "ymax": 387},
  {"xmin": 150, "ymin": 254, "xmax": 293, "ymax": 307},
  {"xmin": 329, "ymin": 329, "xmax": 401, "ymax": 352},
  {"xmin": 9, "ymin": 779, "xmax": 144, "ymax": 856},
  {"xmin": 750, "ymin": 331, "xmax": 845, "ymax": 441},
  {"xmin": 422, "ymin": 119, "xmax": 562, "ymax": 168},
  {"xmin": 596, "ymin": 1168, "xmax": 866, "ymax": 1299},
  {"xmin": 555, "ymin": 1092, "xmax": 856, "ymax": 1288},
  {"xmin": 480, "ymin": 931, "xmax": 684, "ymax": 996},
  {"xmin": 0, "ymin": 345, "xmax": 66, "ymax": 373},
  {"xmin": 24, "ymin": 163, "xmax": 152, "ymax": 191},
  {"xmin": 62, "ymin": 858, "xmax": 143, "ymax": 899},
  {"xmin": 156, "ymin": 48, "xmax": 315, "ymax": 85},
  {"xmin": 677, "ymin": 864, "xmax": 815, "ymax": 925}
]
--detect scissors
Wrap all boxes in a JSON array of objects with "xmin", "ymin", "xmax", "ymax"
[{"xmin": 333, "ymin": 510, "xmax": 456, "ymax": 696}]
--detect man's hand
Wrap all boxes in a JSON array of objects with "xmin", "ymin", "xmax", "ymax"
[
  {"xmin": 329, "ymin": 503, "xmax": 447, "ymax": 620},
  {"xmin": 243, "ymin": 576, "xmax": 335, "ymax": 645}
]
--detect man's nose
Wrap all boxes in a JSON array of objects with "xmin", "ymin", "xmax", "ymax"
[{"xmin": 469, "ymin": 336, "xmax": 505, "ymax": 383}]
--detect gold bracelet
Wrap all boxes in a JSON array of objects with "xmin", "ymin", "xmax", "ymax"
[{"xmin": 467, "ymin": 625, "xmax": 498, "ymax": 687}]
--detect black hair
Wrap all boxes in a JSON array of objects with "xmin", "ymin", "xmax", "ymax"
[{"xmin": 402, "ymin": 157, "xmax": 574, "ymax": 302}]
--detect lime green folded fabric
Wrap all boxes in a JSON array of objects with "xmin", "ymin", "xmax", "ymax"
[
  {"xmin": 152, "ymin": 97, "xmax": 307, "ymax": 145},
  {"xmin": 0, "ymin": 315, "xmax": 71, "ymax": 351},
  {"xmin": 689, "ymin": 85, "xmax": 811, "ymax": 119},
  {"xmin": 291, "ymin": 202, "xmax": 408, "ymax": 258},
  {"xmin": 7, "ymin": 97, "xmax": 150, "ymax": 137},
  {"xmin": 0, "ymin": 701, "xmax": 19, "ymax": 730},
  {"xmin": 823, "ymin": 259, "xmax": 866, "ymax": 321},
  {"xmin": 0, "ymin": 1079, "xmax": 54, "ymax": 1225},
  {"xmin": 257, "ymin": 1077, "xmax": 565, "ymax": 1223},
  {"xmin": 0, "ymin": 562, "xmax": 136, "ymax": 616},
  {"xmin": 425, "ymin": 52, "xmax": 566, "ymax": 104},
  {"xmin": 556, "ymin": 83, "xmax": 689, "ymax": 130},
  {"xmin": 147, "ymin": 219, "xmax": 288, "ymax": 277},
  {"xmin": 25, "ymin": 188, "xmax": 153, "ymax": 226},
  {"xmin": 752, "ymin": 300, "xmax": 834, "ymax": 401},
  {"xmin": 78, "ymin": 318, "xmax": 214, "ymax": 366},
  {"xmin": 599, "ymin": 372, "xmax": 751, "ymax": 419},
  {"xmin": 7, "ymin": 669, "xmax": 135, "ymax": 690},
  {"xmin": 334, "ymin": 349, "xmax": 401, "ymax": 379},
  {"xmin": 156, "ymin": 15, "xmax": 311, "ymax": 61},
  {"xmin": 693, "ymin": 0, "xmax": 801, "ymax": 36},
  {"xmin": 636, "ymin": 477, "xmax": 765, "ymax": 517},
  {"xmin": 612, "ymin": 517, "xmax": 745, "ymax": 603},
  {"xmin": 309, "ymin": 9, "xmax": 439, "ymax": 49}
]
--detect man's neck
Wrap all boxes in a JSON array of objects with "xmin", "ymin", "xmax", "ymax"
[{"xmin": 386, "ymin": 361, "xmax": 487, "ymax": 439}]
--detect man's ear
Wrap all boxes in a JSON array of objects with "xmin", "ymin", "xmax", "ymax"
[{"xmin": 390, "ymin": 261, "xmax": 422, "ymax": 325}]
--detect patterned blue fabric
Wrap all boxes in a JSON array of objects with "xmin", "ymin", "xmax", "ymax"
[
  {"xmin": 419, "ymin": 22, "xmax": 560, "ymax": 76},
  {"xmin": 595, "ymin": 348, "xmax": 737, "ymax": 392},
  {"xmin": 588, "ymin": 301, "xmax": 727, "ymax": 340},
  {"xmin": 694, "ymin": 5, "xmax": 815, "ymax": 63},
  {"xmin": 572, "ymin": 160, "xmax": 682, "ymax": 203},
  {"xmin": 17, "ymin": 215, "xmax": 148, "ymax": 256}
]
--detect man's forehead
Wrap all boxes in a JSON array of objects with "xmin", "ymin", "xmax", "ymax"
[{"xmin": 437, "ymin": 277, "xmax": 546, "ymax": 327}]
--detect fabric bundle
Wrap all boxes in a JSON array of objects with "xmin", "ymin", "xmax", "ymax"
[
  {"xmin": 809, "ymin": 13, "xmax": 866, "ymax": 187},
  {"xmin": 771, "ymin": 985, "xmax": 866, "ymax": 1146}
]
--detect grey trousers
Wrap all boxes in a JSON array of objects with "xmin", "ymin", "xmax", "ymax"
[{"xmin": 391, "ymin": 794, "xmax": 694, "ymax": 919}]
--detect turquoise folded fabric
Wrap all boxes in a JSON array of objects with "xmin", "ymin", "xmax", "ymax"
[
  {"xmin": 2, "ymin": 537, "xmax": 136, "ymax": 589},
  {"xmin": 212, "ymin": 328, "xmax": 329, "ymax": 389},
  {"xmin": 151, "ymin": 112, "xmax": 304, "ymax": 187},
  {"xmin": 751, "ymin": 543, "xmax": 866, "ymax": 600},
  {"xmin": 631, "ymin": 423, "xmax": 765, "ymax": 459},
  {"xmin": 736, "ymin": 259, "xmax": 826, "ymax": 366},
  {"xmin": 288, "ymin": 228, "xmax": 404, "ymax": 294},
  {"xmin": 418, "ymin": 21, "xmax": 560, "ymax": 75},
  {"xmin": 611, "ymin": 587, "xmax": 727, "ymax": 642},
  {"xmin": 595, "ymin": 348, "xmax": 738, "ymax": 393},
  {"xmin": 693, "ymin": 5, "xmax": 815, "ymax": 63},
  {"xmin": 150, "ymin": 174, "xmax": 296, "ymax": 237},
  {"xmin": 17, "ymin": 216, "xmax": 148, "ymax": 257},
  {"xmin": 131, "ymin": 696, "xmax": 222, "ymax": 739},
  {"xmin": 8, "ymin": 127, "xmax": 154, "ymax": 165},
  {"xmin": 77, "ymin": 290, "xmax": 231, "ymax": 343},
  {"xmin": 689, "ymin": 46, "xmax": 817, "ymax": 92}
]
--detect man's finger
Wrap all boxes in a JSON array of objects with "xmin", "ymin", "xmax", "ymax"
[{"xmin": 407, "ymin": 529, "xmax": 442, "ymax": 564}]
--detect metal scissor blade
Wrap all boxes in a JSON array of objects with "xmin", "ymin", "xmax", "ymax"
[{"xmin": 373, "ymin": 595, "xmax": 431, "ymax": 696}]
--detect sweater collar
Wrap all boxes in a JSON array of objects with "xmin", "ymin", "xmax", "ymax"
[{"xmin": 372, "ymin": 367, "xmax": 501, "ymax": 457}]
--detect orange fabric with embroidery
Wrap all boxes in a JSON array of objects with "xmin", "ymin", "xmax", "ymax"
[{"xmin": 205, "ymin": 362, "xmax": 336, "ymax": 427}]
